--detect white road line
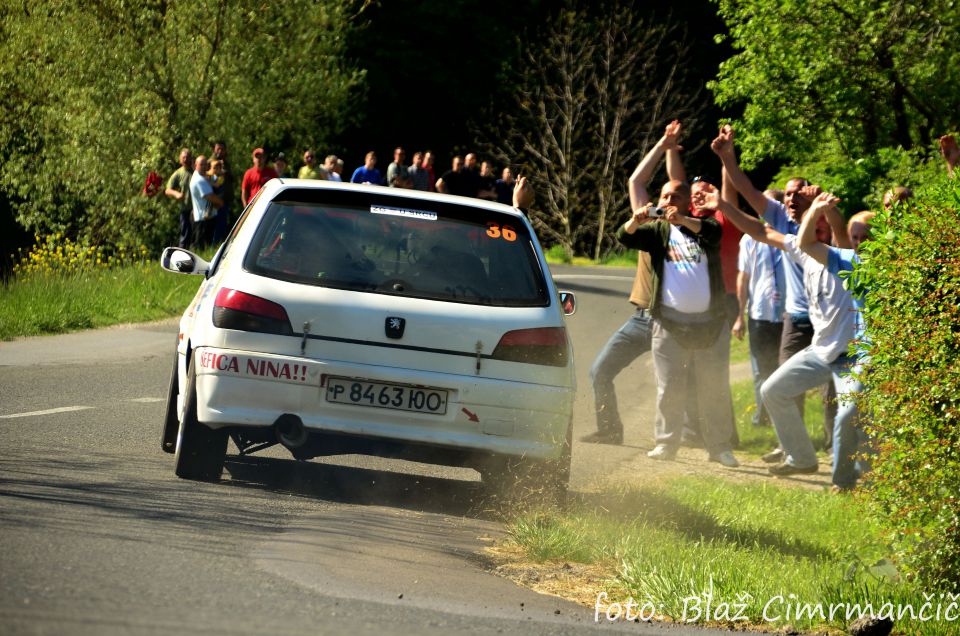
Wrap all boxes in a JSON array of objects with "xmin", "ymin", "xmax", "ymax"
[
  {"xmin": 0, "ymin": 406, "xmax": 94, "ymax": 419},
  {"xmin": 128, "ymin": 397, "xmax": 164, "ymax": 403},
  {"xmin": 552, "ymin": 274, "xmax": 634, "ymax": 281}
]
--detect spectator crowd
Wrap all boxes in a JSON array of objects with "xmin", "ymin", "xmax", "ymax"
[
  {"xmin": 583, "ymin": 121, "xmax": 957, "ymax": 494},
  {"xmin": 163, "ymin": 143, "xmax": 521, "ymax": 250}
]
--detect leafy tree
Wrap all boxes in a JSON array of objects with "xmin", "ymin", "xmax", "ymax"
[
  {"xmin": 711, "ymin": 0, "xmax": 960, "ymax": 168},
  {"xmin": 481, "ymin": 1, "xmax": 703, "ymax": 259},
  {"xmin": 0, "ymin": 1, "xmax": 364, "ymax": 250}
]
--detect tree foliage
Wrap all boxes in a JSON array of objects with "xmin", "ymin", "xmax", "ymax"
[
  {"xmin": 711, "ymin": 0, "xmax": 960, "ymax": 168},
  {"xmin": 855, "ymin": 176, "xmax": 960, "ymax": 591},
  {"xmin": 479, "ymin": 1, "xmax": 703, "ymax": 258},
  {"xmin": 770, "ymin": 140, "xmax": 946, "ymax": 213},
  {"xmin": 0, "ymin": 0, "xmax": 363, "ymax": 250}
]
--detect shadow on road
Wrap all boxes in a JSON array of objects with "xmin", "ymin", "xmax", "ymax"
[
  {"xmin": 223, "ymin": 455, "xmax": 507, "ymax": 520},
  {"xmin": 0, "ymin": 444, "xmax": 512, "ymax": 561},
  {"xmin": 549, "ymin": 280, "xmax": 628, "ymax": 298}
]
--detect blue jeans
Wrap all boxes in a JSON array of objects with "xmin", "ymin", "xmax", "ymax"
[
  {"xmin": 832, "ymin": 360, "xmax": 866, "ymax": 489},
  {"xmin": 589, "ymin": 309, "xmax": 652, "ymax": 434},
  {"xmin": 761, "ymin": 347, "xmax": 864, "ymax": 487}
]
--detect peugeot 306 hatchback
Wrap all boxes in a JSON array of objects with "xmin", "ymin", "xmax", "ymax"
[{"xmin": 160, "ymin": 179, "xmax": 576, "ymax": 498}]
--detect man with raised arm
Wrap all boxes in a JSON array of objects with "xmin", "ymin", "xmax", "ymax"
[
  {"xmin": 581, "ymin": 121, "xmax": 682, "ymax": 446},
  {"xmin": 797, "ymin": 208, "xmax": 875, "ymax": 491},
  {"xmin": 712, "ymin": 125, "xmax": 839, "ymax": 459},
  {"xmin": 692, "ymin": 180, "xmax": 855, "ymax": 479}
]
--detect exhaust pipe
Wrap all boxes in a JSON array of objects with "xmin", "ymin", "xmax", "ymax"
[{"xmin": 274, "ymin": 413, "xmax": 309, "ymax": 449}]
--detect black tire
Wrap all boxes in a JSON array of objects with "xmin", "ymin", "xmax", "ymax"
[
  {"xmin": 174, "ymin": 357, "xmax": 228, "ymax": 481},
  {"xmin": 160, "ymin": 350, "xmax": 180, "ymax": 454}
]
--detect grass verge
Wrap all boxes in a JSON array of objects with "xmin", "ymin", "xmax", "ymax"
[
  {"xmin": 545, "ymin": 244, "xmax": 639, "ymax": 268},
  {"xmin": 501, "ymin": 477, "xmax": 953, "ymax": 634},
  {"xmin": 0, "ymin": 263, "xmax": 200, "ymax": 340},
  {"xmin": 731, "ymin": 377, "xmax": 829, "ymax": 458}
]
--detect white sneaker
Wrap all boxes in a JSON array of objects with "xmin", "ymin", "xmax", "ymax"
[
  {"xmin": 647, "ymin": 445, "xmax": 677, "ymax": 461},
  {"xmin": 710, "ymin": 451, "xmax": 740, "ymax": 468}
]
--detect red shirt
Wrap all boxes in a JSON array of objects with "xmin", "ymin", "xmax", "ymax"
[
  {"xmin": 693, "ymin": 208, "xmax": 742, "ymax": 295},
  {"xmin": 242, "ymin": 166, "xmax": 279, "ymax": 203}
]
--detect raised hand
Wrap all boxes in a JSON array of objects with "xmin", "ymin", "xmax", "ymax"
[
  {"xmin": 513, "ymin": 175, "xmax": 534, "ymax": 209},
  {"xmin": 710, "ymin": 124, "xmax": 734, "ymax": 157},
  {"xmin": 663, "ymin": 120, "xmax": 683, "ymax": 151},
  {"xmin": 808, "ymin": 191, "xmax": 840, "ymax": 215},
  {"xmin": 691, "ymin": 183, "xmax": 720, "ymax": 211}
]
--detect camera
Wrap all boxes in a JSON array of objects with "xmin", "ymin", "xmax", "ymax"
[{"xmin": 647, "ymin": 206, "xmax": 665, "ymax": 218}]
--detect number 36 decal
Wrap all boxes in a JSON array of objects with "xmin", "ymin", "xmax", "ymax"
[{"xmin": 486, "ymin": 222, "xmax": 517, "ymax": 241}]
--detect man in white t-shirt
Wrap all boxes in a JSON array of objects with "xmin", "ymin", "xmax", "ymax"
[
  {"xmin": 714, "ymin": 126, "xmax": 839, "ymax": 459},
  {"xmin": 733, "ymin": 232, "xmax": 785, "ymax": 427},
  {"xmin": 189, "ymin": 155, "xmax": 223, "ymax": 248},
  {"xmin": 694, "ymin": 186, "xmax": 855, "ymax": 477},
  {"xmin": 616, "ymin": 179, "xmax": 740, "ymax": 469},
  {"xmin": 324, "ymin": 155, "xmax": 342, "ymax": 182}
]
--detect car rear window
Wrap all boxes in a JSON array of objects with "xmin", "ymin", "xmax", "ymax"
[{"xmin": 243, "ymin": 191, "xmax": 549, "ymax": 307}]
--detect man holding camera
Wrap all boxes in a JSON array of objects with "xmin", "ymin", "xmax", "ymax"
[{"xmin": 614, "ymin": 177, "xmax": 740, "ymax": 468}]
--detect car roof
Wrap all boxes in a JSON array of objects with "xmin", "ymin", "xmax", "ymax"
[{"xmin": 258, "ymin": 178, "xmax": 528, "ymax": 222}]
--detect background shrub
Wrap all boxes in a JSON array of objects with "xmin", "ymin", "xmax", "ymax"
[
  {"xmin": 856, "ymin": 175, "xmax": 960, "ymax": 591},
  {"xmin": 770, "ymin": 141, "xmax": 945, "ymax": 215}
]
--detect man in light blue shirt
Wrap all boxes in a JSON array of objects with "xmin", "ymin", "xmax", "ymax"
[{"xmin": 189, "ymin": 155, "xmax": 223, "ymax": 248}]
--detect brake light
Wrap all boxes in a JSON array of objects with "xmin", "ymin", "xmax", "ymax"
[
  {"xmin": 491, "ymin": 327, "xmax": 568, "ymax": 367},
  {"xmin": 212, "ymin": 288, "xmax": 293, "ymax": 335}
]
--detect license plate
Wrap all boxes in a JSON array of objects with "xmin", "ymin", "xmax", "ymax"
[{"xmin": 324, "ymin": 377, "xmax": 449, "ymax": 415}]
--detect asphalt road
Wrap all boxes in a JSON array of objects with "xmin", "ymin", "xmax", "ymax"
[{"xmin": 0, "ymin": 264, "xmax": 702, "ymax": 636}]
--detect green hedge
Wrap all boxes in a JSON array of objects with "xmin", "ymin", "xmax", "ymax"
[{"xmin": 856, "ymin": 176, "xmax": 960, "ymax": 591}]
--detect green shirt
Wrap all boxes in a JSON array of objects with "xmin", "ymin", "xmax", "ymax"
[
  {"xmin": 298, "ymin": 165, "xmax": 325, "ymax": 180},
  {"xmin": 167, "ymin": 166, "xmax": 193, "ymax": 214}
]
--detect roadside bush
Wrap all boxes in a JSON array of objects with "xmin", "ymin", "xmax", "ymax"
[
  {"xmin": 856, "ymin": 176, "xmax": 960, "ymax": 591},
  {"xmin": 11, "ymin": 233, "xmax": 150, "ymax": 278}
]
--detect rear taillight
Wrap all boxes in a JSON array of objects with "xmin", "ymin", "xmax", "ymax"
[
  {"xmin": 491, "ymin": 327, "xmax": 568, "ymax": 367},
  {"xmin": 212, "ymin": 288, "xmax": 293, "ymax": 335}
]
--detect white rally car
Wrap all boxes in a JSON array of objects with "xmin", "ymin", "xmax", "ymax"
[{"xmin": 160, "ymin": 179, "xmax": 576, "ymax": 498}]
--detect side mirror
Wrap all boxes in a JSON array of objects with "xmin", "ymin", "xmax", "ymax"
[
  {"xmin": 160, "ymin": 247, "xmax": 210, "ymax": 276},
  {"xmin": 558, "ymin": 291, "xmax": 576, "ymax": 316}
]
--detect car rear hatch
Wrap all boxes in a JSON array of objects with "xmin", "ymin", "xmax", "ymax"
[{"xmin": 214, "ymin": 188, "xmax": 572, "ymax": 387}]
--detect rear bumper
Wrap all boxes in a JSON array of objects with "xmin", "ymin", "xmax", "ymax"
[{"xmin": 191, "ymin": 346, "xmax": 574, "ymax": 461}]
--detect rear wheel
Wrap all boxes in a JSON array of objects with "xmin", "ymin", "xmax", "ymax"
[
  {"xmin": 160, "ymin": 350, "xmax": 180, "ymax": 454},
  {"xmin": 174, "ymin": 357, "xmax": 228, "ymax": 481}
]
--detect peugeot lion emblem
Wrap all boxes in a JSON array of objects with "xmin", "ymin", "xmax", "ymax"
[{"xmin": 385, "ymin": 317, "xmax": 406, "ymax": 339}]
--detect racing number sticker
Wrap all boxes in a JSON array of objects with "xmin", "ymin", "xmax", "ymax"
[{"xmin": 486, "ymin": 222, "xmax": 517, "ymax": 241}]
